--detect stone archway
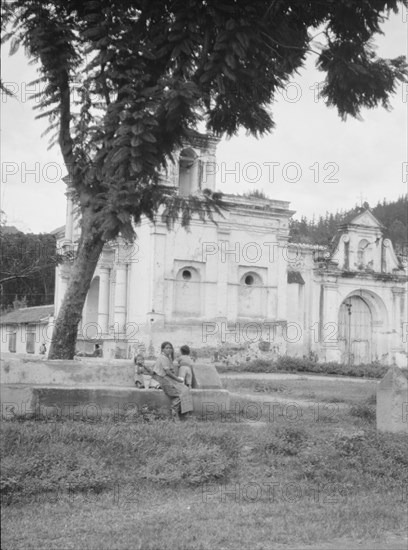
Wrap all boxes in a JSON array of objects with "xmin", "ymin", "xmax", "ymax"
[{"xmin": 338, "ymin": 295, "xmax": 373, "ymax": 364}]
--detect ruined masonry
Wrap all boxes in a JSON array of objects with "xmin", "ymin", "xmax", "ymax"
[
  {"xmin": 377, "ymin": 366, "xmax": 408, "ymax": 434},
  {"xmin": 1, "ymin": 132, "xmax": 407, "ymax": 367}
]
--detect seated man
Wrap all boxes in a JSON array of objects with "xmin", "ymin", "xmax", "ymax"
[{"xmin": 92, "ymin": 344, "xmax": 103, "ymax": 357}]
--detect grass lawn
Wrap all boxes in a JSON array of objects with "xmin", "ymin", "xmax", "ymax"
[{"xmin": 1, "ymin": 379, "xmax": 407, "ymax": 550}]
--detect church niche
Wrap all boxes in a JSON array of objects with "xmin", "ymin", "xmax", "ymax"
[
  {"xmin": 238, "ymin": 271, "xmax": 265, "ymax": 318},
  {"xmin": 357, "ymin": 238, "xmax": 371, "ymax": 269},
  {"xmin": 174, "ymin": 266, "xmax": 201, "ymax": 317},
  {"xmin": 178, "ymin": 148, "xmax": 200, "ymax": 196}
]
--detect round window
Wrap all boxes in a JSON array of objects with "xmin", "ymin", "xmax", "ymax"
[
  {"xmin": 182, "ymin": 269, "xmax": 192, "ymax": 281},
  {"xmin": 244, "ymin": 274, "xmax": 254, "ymax": 285}
]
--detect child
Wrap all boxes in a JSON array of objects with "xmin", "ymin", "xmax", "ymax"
[
  {"xmin": 134, "ymin": 354, "xmax": 160, "ymax": 389},
  {"xmin": 177, "ymin": 345, "xmax": 193, "ymax": 389}
]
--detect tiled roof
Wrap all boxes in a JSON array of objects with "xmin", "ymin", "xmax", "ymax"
[
  {"xmin": 288, "ymin": 242, "xmax": 327, "ymax": 250},
  {"xmin": 0, "ymin": 305, "xmax": 54, "ymax": 325},
  {"xmin": 50, "ymin": 225, "xmax": 65, "ymax": 236}
]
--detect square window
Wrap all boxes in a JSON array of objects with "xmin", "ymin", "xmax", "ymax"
[
  {"xmin": 26, "ymin": 332, "xmax": 35, "ymax": 354},
  {"xmin": 8, "ymin": 333, "xmax": 16, "ymax": 353}
]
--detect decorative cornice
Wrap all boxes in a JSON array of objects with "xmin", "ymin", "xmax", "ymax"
[{"xmin": 181, "ymin": 132, "xmax": 221, "ymax": 151}]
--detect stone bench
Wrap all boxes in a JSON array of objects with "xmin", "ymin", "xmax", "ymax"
[{"xmin": 0, "ymin": 358, "xmax": 229, "ymax": 419}]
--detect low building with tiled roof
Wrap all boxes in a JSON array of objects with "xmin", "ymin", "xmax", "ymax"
[{"xmin": 0, "ymin": 305, "xmax": 54, "ymax": 356}]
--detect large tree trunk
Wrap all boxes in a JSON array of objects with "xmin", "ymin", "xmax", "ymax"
[{"xmin": 48, "ymin": 210, "xmax": 106, "ymax": 359}]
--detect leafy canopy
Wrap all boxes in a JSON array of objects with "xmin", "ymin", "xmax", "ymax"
[
  {"xmin": 0, "ymin": 231, "xmax": 57, "ymax": 309},
  {"xmin": 3, "ymin": 0, "xmax": 407, "ymax": 240}
]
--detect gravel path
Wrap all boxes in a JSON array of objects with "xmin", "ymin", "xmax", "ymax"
[
  {"xmin": 220, "ymin": 372, "xmax": 378, "ymax": 384},
  {"xmin": 227, "ymin": 390, "xmax": 347, "ymax": 410}
]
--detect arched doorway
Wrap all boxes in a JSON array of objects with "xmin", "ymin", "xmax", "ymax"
[{"xmin": 338, "ymin": 295, "xmax": 372, "ymax": 364}]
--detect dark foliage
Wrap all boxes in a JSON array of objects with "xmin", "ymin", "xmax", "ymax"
[
  {"xmin": 217, "ymin": 356, "xmax": 392, "ymax": 379},
  {"xmin": 0, "ymin": 231, "xmax": 57, "ymax": 310}
]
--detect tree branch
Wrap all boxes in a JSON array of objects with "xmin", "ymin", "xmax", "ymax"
[
  {"xmin": 58, "ymin": 70, "xmax": 75, "ymax": 178},
  {"xmin": 99, "ymin": 62, "xmax": 111, "ymax": 106},
  {"xmin": 0, "ymin": 274, "xmax": 32, "ymax": 285}
]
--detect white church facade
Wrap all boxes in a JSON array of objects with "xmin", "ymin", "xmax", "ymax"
[{"xmin": 54, "ymin": 134, "xmax": 408, "ymax": 367}]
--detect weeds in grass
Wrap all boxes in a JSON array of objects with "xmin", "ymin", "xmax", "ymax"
[
  {"xmin": 253, "ymin": 383, "xmax": 286, "ymax": 393},
  {"xmin": 138, "ymin": 425, "xmax": 242, "ymax": 486},
  {"xmin": 2, "ymin": 414, "xmax": 408, "ymax": 550},
  {"xmin": 365, "ymin": 393, "xmax": 377, "ymax": 405},
  {"xmin": 349, "ymin": 394, "xmax": 376, "ymax": 423},
  {"xmin": 218, "ymin": 357, "xmax": 394, "ymax": 379},
  {"xmin": 259, "ymin": 426, "xmax": 308, "ymax": 457},
  {"xmin": 319, "ymin": 396, "xmax": 345, "ymax": 403},
  {"xmin": 2, "ymin": 373, "xmax": 407, "ymax": 550},
  {"xmin": 299, "ymin": 390, "xmax": 317, "ymax": 400},
  {"xmin": 1, "ymin": 420, "xmax": 243, "ymax": 502},
  {"xmin": 299, "ymin": 429, "xmax": 408, "ymax": 488}
]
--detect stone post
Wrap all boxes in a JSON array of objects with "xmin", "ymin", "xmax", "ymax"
[{"xmin": 376, "ymin": 367, "xmax": 408, "ymax": 434}]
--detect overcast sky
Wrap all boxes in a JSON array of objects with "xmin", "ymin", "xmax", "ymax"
[{"xmin": 1, "ymin": 10, "xmax": 407, "ymax": 234}]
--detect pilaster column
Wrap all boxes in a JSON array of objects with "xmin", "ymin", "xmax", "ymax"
[
  {"xmin": 98, "ymin": 266, "xmax": 110, "ymax": 334},
  {"xmin": 150, "ymin": 226, "xmax": 167, "ymax": 314},
  {"xmin": 114, "ymin": 264, "xmax": 127, "ymax": 334},
  {"xmin": 392, "ymin": 287, "xmax": 404, "ymax": 351},
  {"xmin": 65, "ymin": 196, "xmax": 73, "ymax": 242},
  {"xmin": 202, "ymin": 153, "xmax": 217, "ymax": 191},
  {"xmin": 265, "ymin": 238, "xmax": 278, "ymax": 320},
  {"xmin": 276, "ymin": 240, "xmax": 289, "ymax": 320},
  {"xmin": 319, "ymin": 278, "xmax": 340, "ymax": 361},
  {"xmin": 216, "ymin": 229, "xmax": 231, "ymax": 318}
]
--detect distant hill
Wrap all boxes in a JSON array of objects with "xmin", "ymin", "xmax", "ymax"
[{"xmin": 289, "ymin": 195, "xmax": 407, "ymax": 254}]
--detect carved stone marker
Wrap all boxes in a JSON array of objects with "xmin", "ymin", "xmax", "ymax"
[
  {"xmin": 191, "ymin": 364, "xmax": 222, "ymax": 389},
  {"xmin": 376, "ymin": 367, "xmax": 408, "ymax": 434}
]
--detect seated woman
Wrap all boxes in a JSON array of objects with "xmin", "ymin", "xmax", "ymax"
[{"xmin": 152, "ymin": 341, "xmax": 194, "ymax": 421}]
